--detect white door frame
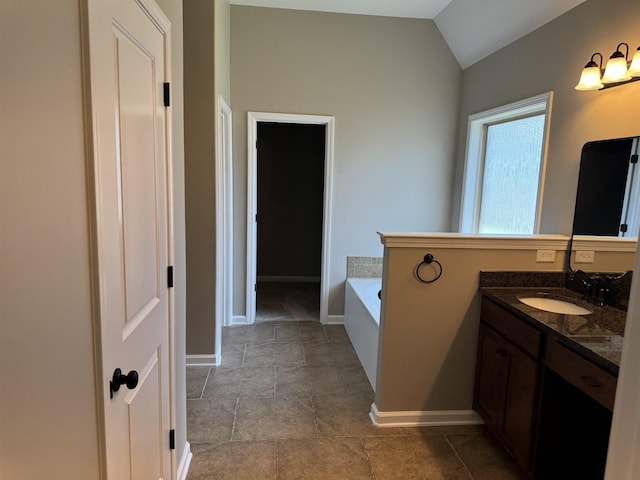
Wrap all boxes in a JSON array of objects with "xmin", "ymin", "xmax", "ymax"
[
  {"xmin": 216, "ymin": 96, "xmax": 234, "ymax": 339},
  {"xmin": 246, "ymin": 112, "xmax": 335, "ymax": 325}
]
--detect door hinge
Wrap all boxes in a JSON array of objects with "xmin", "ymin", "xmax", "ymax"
[
  {"xmin": 169, "ymin": 429, "xmax": 175, "ymax": 450},
  {"xmin": 255, "ymin": 139, "xmax": 258, "ymax": 149},
  {"xmin": 163, "ymin": 82, "xmax": 170, "ymax": 107},
  {"xmin": 167, "ymin": 266, "xmax": 174, "ymax": 288},
  {"xmin": 254, "ymin": 284, "xmax": 257, "ymax": 292},
  {"xmin": 255, "ymin": 213, "xmax": 258, "ymax": 222},
  {"xmin": 631, "ymin": 154, "xmax": 638, "ymax": 164},
  {"xmin": 620, "ymin": 223, "xmax": 628, "ymax": 233}
]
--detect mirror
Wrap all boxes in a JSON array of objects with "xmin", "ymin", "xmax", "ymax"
[
  {"xmin": 566, "ymin": 136, "xmax": 639, "ymax": 310},
  {"xmin": 568, "ymin": 136, "xmax": 639, "ymax": 278},
  {"xmin": 573, "ymin": 137, "xmax": 640, "ymax": 237}
]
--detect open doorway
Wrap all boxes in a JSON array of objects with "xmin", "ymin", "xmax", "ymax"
[
  {"xmin": 246, "ymin": 112, "xmax": 335, "ymax": 324},
  {"xmin": 256, "ymin": 122, "xmax": 325, "ymax": 322}
]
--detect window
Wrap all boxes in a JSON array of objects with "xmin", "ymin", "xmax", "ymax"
[{"xmin": 460, "ymin": 92, "xmax": 553, "ymax": 234}]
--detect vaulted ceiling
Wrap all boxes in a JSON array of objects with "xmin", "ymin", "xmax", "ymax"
[{"xmin": 229, "ymin": 0, "xmax": 586, "ymax": 68}]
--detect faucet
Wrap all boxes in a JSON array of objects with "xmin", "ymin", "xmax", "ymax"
[
  {"xmin": 594, "ymin": 286, "xmax": 608, "ymax": 307},
  {"xmin": 570, "ymin": 270, "xmax": 606, "ymax": 306}
]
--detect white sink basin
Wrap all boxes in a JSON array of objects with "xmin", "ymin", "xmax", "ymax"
[{"xmin": 518, "ymin": 296, "xmax": 592, "ymax": 315}]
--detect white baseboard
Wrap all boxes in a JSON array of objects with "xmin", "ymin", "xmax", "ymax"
[
  {"xmin": 323, "ymin": 314, "xmax": 344, "ymax": 325},
  {"xmin": 231, "ymin": 314, "xmax": 339, "ymax": 325},
  {"xmin": 231, "ymin": 315, "xmax": 248, "ymax": 326},
  {"xmin": 177, "ymin": 441, "xmax": 192, "ymax": 480},
  {"xmin": 369, "ymin": 403, "xmax": 484, "ymax": 427},
  {"xmin": 185, "ymin": 354, "xmax": 220, "ymax": 367}
]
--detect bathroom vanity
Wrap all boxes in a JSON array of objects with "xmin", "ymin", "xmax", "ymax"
[{"xmin": 475, "ymin": 282, "xmax": 625, "ymax": 479}]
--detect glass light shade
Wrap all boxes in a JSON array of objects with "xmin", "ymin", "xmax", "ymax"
[
  {"xmin": 602, "ymin": 55, "xmax": 631, "ymax": 83},
  {"xmin": 575, "ymin": 65, "xmax": 603, "ymax": 90},
  {"xmin": 627, "ymin": 48, "xmax": 640, "ymax": 77}
]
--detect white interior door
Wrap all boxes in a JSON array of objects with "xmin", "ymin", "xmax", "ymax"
[{"xmin": 84, "ymin": 0, "xmax": 173, "ymax": 478}]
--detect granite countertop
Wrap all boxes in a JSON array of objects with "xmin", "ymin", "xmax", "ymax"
[{"xmin": 480, "ymin": 287, "xmax": 626, "ymax": 376}]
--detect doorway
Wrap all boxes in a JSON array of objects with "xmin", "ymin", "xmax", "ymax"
[
  {"xmin": 256, "ymin": 122, "xmax": 325, "ymax": 321},
  {"xmin": 246, "ymin": 112, "xmax": 335, "ymax": 324}
]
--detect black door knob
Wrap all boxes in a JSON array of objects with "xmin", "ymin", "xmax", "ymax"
[{"xmin": 110, "ymin": 368, "xmax": 139, "ymax": 398}]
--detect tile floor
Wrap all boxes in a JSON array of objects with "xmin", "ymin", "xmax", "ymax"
[
  {"xmin": 186, "ymin": 283, "xmax": 527, "ymax": 480},
  {"xmin": 255, "ymin": 281, "xmax": 320, "ymax": 322}
]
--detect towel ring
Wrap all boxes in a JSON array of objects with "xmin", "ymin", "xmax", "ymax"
[{"xmin": 415, "ymin": 253, "xmax": 443, "ymax": 284}]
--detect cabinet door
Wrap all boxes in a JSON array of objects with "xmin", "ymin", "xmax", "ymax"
[
  {"xmin": 475, "ymin": 324, "xmax": 508, "ymax": 428},
  {"xmin": 502, "ymin": 342, "xmax": 539, "ymax": 469}
]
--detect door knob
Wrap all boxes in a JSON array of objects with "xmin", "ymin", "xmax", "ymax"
[{"xmin": 110, "ymin": 368, "xmax": 139, "ymax": 398}]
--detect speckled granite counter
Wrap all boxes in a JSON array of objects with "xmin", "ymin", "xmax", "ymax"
[{"xmin": 480, "ymin": 286, "xmax": 625, "ymax": 376}]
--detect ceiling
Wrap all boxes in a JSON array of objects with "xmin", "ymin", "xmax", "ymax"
[{"xmin": 229, "ymin": 0, "xmax": 586, "ymax": 68}]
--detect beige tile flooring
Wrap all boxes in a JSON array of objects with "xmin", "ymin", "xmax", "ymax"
[
  {"xmin": 186, "ymin": 283, "xmax": 527, "ymax": 479},
  {"xmin": 255, "ymin": 281, "xmax": 320, "ymax": 322}
]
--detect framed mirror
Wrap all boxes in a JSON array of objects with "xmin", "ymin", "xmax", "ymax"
[
  {"xmin": 573, "ymin": 137, "xmax": 640, "ymax": 237},
  {"xmin": 569, "ymin": 136, "xmax": 639, "ymax": 274}
]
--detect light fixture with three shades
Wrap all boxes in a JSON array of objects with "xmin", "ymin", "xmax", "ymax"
[{"xmin": 575, "ymin": 42, "xmax": 640, "ymax": 91}]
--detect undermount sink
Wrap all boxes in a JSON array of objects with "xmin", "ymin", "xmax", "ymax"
[{"xmin": 518, "ymin": 295, "xmax": 592, "ymax": 315}]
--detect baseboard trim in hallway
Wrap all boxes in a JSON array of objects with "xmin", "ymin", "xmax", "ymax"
[
  {"xmin": 177, "ymin": 441, "xmax": 192, "ymax": 480},
  {"xmin": 185, "ymin": 354, "xmax": 220, "ymax": 367},
  {"xmin": 231, "ymin": 315, "xmax": 248, "ymax": 326},
  {"xmin": 370, "ymin": 403, "xmax": 484, "ymax": 427},
  {"xmin": 324, "ymin": 314, "xmax": 344, "ymax": 325}
]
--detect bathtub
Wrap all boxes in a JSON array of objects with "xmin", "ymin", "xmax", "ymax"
[{"xmin": 344, "ymin": 277, "xmax": 382, "ymax": 391}]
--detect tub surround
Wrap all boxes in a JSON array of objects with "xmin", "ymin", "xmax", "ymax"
[{"xmin": 347, "ymin": 256, "xmax": 383, "ymax": 279}]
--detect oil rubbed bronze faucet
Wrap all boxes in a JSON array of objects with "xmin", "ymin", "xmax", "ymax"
[
  {"xmin": 571, "ymin": 270, "xmax": 607, "ymax": 306},
  {"xmin": 569, "ymin": 269, "xmax": 634, "ymax": 308}
]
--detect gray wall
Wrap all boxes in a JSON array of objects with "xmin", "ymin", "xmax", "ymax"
[
  {"xmin": 374, "ymin": 0, "xmax": 640, "ymax": 420},
  {"xmin": 0, "ymin": 1, "xmax": 100, "ymax": 477},
  {"xmin": 450, "ymin": 0, "xmax": 640, "ymax": 235},
  {"xmin": 184, "ymin": 0, "xmax": 217, "ymax": 354},
  {"xmin": 0, "ymin": 0, "xmax": 188, "ymax": 476},
  {"xmin": 184, "ymin": 0, "xmax": 231, "ymax": 355},
  {"xmin": 231, "ymin": 6, "xmax": 462, "ymax": 317}
]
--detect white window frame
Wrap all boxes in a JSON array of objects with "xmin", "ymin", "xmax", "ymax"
[{"xmin": 459, "ymin": 91, "xmax": 553, "ymax": 234}]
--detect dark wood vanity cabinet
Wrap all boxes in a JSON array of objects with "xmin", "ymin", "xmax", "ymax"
[
  {"xmin": 475, "ymin": 298, "xmax": 541, "ymax": 471},
  {"xmin": 544, "ymin": 338, "xmax": 616, "ymax": 411},
  {"xmin": 476, "ymin": 295, "xmax": 617, "ymax": 479}
]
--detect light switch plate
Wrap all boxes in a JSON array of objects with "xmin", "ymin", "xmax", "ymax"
[
  {"xmin": 536, "ymin": 250, "xmax": 556, "ymax": 262},
  {"xmin": 575, "ymin": 250, "xmax": 595, "ymax": 263}
]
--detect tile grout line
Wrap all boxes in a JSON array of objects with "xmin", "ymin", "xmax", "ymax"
[
  {"xmin": 199, "ymin": 367, "xmax": 212, "ymax": 399},
  {"xmin": 273, "ymin": 365, "xmax": 277, "ymax": 398},
  {"xmin": 444, "ymin": 434, "xmax": 475, "ymax": 480},
  {"xmin": 241, "ymin": 342, "xmax": 247, "ymax": 367},
  {"xmin": 274, "ymin": 439, "xmax": 279, "ymax": 480},
  {"xmin": 311, "ymin": 394, "xmax": 320, "ymax": 439},
  {"xmin": 229, "ymin": 397, "xmax": 240, "ymax": 442},
  {"xmin": 360, "ymin": 436, "xmax": 378, "ymax": 480}
]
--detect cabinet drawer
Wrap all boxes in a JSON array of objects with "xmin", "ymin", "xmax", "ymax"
[
  {"xmin": 481, "ymin": 298, "xmax": 541, "ymax": 357},
  {"xmin": 545, "ymin": 339, "xmax": 617, "ymax": 411}
]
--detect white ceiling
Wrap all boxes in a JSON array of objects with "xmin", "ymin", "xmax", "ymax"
[
  {"xmin": 229, "ymin": 0, "xmax": 455, "ymax": 19},
  {"xmin": 229, "ymin": 0, "xmax": 586, "ymax": 68}
]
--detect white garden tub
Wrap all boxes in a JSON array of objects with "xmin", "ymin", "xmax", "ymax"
[{"xmin": 344, "ymin": 277, "xmax": 382, "ymax": 391}]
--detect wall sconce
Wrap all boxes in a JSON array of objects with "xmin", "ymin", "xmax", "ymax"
[{"xmin": 575, "ymin": 42, "xmax": 640, "ymax": 91}]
